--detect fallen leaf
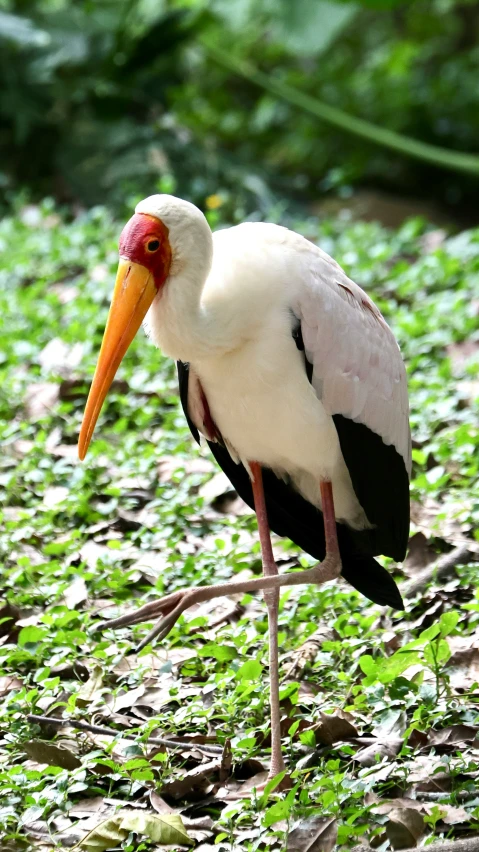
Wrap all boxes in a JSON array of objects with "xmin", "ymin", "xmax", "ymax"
[
  {"xmin": 215, "ymin": 770, "xmax": 269, "ymax": 799},
  {"xmin": 431, "ymin": 803, "xmax": 471, "ymax": 825},
  {"xmin": 77, "ymin": 665, "xmax": 104, "ymax": 706},
  {"xmin": 447, "ymin": 339, "xmax": 479, "ymax": 370},
  {"xmin": 284, "ymin": 626, "xmax": 338, "ymax": 678},
  {"xmin": 69, "ymin": 797, "xmax": 108, "ymax": 819},
  {"xmin": 25, "ymin": 382, "xmax": 59, "ymax": 418},
  {"xmin": 287, "ymin": 816, "xmax": 337, "ymax": 852},
  {"xmin": 403, "ymin": 532, "xmax": 438, "ymax": 574},
  {"xmin": 63, "ymin": 576, "xmax": 88, "ymax": 610},
  {"xmin": 0, "ymin": 674, "xmax": 23, "ymax": 696},
  {"xmin": 129, "ymin": 551, "xmax": 168, "ymax": 582},
  {"xmin": 150, "ymin": 792, "xmax": 175, "ymax": 815},
  {"xmin": 39, "ymin": 338, "xmax": 84, "ymax": 376},
  {"xmin": 372, "ymin": 709, "xmax": 407, "ymax": 739},
  {"xmin": 158, "ymin": 455, "xmax": 215, "ymax": 484},
  {"xmin": 368, "ymin": 795, "xmax": 424, "ymax": 814},
  {"xmin": 312, "ymin": 709, "xmax": 358, "ymax": 745},
  {"xmin": 23, "ymin": 739, "xmax": 81, "ymax": 770},
  {"xmin": 104, "ymin": 684, "xmax": 146, "ymax": 713},
  {"xmin": 160, "ymin": 758, "xmax": 223, "ymax": 799},
  {"xmin": 446, "ymin": 637, "xmax": 479, "ymax": 691},
  {"xmin": 355, "ymin": 738, "xmax": 402, "ymax": 766},
  {"xmin": 386, "ymin": 807, "xmax": 424, "ymax": 849},
  {"xmin": 429, "ymin": 724, "xmax": 479, "ymax": 746},
  {"xmin": 0, "ymin": 602, "xmax": 20, "ymax": 638},
  {"xmin": 75, "ymin": 811, "xmax": 193, "ymax": 851},
  {"xmin": 199, "ymin": 472, "xmax": 232, "ymax": 502}
]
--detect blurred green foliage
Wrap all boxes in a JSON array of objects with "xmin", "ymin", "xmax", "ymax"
[{"xmin": 1, "ymin": 0, "xmax": 479, "ymax": 214}]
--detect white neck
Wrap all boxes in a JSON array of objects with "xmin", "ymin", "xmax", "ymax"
[
  {"xmin": 145, "ymin": 250, "xmax": 217, "ymax": 362},
  {"xmin": 137, "ymin": 195, "xmax": 290, "ymax": 364}
]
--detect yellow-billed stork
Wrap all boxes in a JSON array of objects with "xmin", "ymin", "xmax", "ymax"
[{"xmin": 79, "ymin": 194, "xmax": 410, "ymax": 779}]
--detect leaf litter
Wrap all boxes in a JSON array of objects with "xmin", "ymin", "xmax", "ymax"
[{"xmin": 2, "ymin": 205, "xmax": 479, "ymax": 850}]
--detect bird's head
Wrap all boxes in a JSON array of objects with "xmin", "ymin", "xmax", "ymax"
[{"xmin": 78, "ymin": 194, "xmax": 211, "ymax": 460}]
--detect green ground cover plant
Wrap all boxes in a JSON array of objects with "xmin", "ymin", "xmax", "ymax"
[{"xmin": 0, "ymin": 198, "xmax": 479, "ymax": 850}]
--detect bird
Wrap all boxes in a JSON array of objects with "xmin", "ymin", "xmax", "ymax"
[{"xmin": 78, "ymin": 194, "xmax": 410, "ymax": 780}]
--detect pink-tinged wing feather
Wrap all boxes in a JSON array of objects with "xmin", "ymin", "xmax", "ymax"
[{"xmin": 291, "ymin": 245, "xmax": 411, "ymax": 476}]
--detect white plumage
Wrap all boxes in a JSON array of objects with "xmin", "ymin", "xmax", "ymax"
[
  {"xmin": 80, "ymin": 193, "xmax": 411, "ymax": 781},
  {"xmin": 141, "ymin": 195, "xmax": 410, "ymax": 531}
]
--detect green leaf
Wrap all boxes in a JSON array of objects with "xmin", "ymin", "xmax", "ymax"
[
  {"xmin": 273, "ymin": 0, "xmax": 357, "ymax": 57},
  {"xmin": 376, "ymin": 652, "xmax": 421, "ymax": 683},
  {"xmin": 264, "ymin": 799, "xmax": 292, "ymax": 827},
  {"xmin": 199, "ymin": 642, "xmax": 237, "ymax": 662},
  {"xmin": 359, "ymin": 655, "xmax": 377, "ymax": 676},
  {"xmin": 259, "ymin": 770, "xmax": 287, "ymax": 806},
  {"xmin": 438, "ymin": 611, "xmax": 459, "ymax": 637},
  {"xmin": 18, "ymin": 625, "xmax": 47, "ymax": 646},
  {"xmin": 236, "ymin": 659, "xmax": 262, "ymax": 682},
  {"xmin": 75, "ymin": 811, "xmax": 193, "ymax": 850}
]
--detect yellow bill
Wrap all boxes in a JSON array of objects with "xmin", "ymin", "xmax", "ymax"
[{"xmin": 78, "ymin": 259, "xmax": 157, "ymax": 460}]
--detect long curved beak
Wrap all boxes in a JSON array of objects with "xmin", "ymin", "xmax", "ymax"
[{"xmin": 78, "ymin": 259, "xmax": 157, "ymax": 460}]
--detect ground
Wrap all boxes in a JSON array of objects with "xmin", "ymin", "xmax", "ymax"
[{"xmin": 1, "ymin": 199, "xmax": 479, "ymax": 851}]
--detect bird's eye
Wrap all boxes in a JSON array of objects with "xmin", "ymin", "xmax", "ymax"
[{"xmin": 146, "ymin": 239, "xmax": 160, "ymax": 253}]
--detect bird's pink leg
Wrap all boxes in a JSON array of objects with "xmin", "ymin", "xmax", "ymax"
[
  {"xmin": 101, "ymin": 482, "xmax": 341, "ymax": 649},
  {"xmin": 249, "ymin": 461, "xmax": 285, "ymax": 779}
]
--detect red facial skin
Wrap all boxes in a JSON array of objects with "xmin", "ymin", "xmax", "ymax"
[{"xmin": 119, "ymin": 213, "xmax": 172, "ymax": 290}]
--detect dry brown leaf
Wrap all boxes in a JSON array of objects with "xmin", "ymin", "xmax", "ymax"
[
  {"xmin": 107, "ymin": 684, "xmax": 146, "ymax": 713},
  {"xmin": 80, "ymin": 541, "xmax": 114, "ymax": 570},
  {"xmin": 287, "ymin": 816, "xmax": 337, "ymax": 852},
  {"xmin": 77, "ymin": 665, "xmax": 104, "ymax": 706},
  {"xmin": 149, "ymin": 792, "xmax": 175, "ymax": 815},
  {"xmin": 23, "ymin": 739, "xmax": 82, "ymax": 770},
  {"xmin": 355, "ymin": 738, "xmax": 402, "ymax": 766},
  {"xmin": 0, "ymin": 674, "xmax": 23, "ymax": 697},
  {"xmin": 366, "ymin": 795, "xmax": 470, "ymax": 826},
  {"xmin": 429, "ymin": 724, "xmax": 479, "ymax": 745},
  {"xmin": 432, "ymin": 804, "xmax": 471, "ymax": 825},
  {"xmin": 199, "ymin": 472, "xmax": 234, "ymax": 502},
  {"xmin": 403, "ymin": 532, "xmax": 438, "ymax": 574},
  {"xmin": 367, "ymin": 795, "xmax": 423, "ymax": 814},
  {"xmin": 284, "ymin": 626, "xmax": 338, "ymax": 679},
  {"xmin": 129, "ymin": 551, "xmax": 169, "ymax": 583},
  {"xmin": 446, "ymin": 636, "xmax": 479, "ymax": 691},
  {"xmin": 74, "ymin": 810, "xmax": 193, "ymax": 850},
  {"xmin": 216, "ymin": 771, "xmax": 269, "ymax": 799},
  {"xmin": 25, "ymin": 382, "xmax": 59, "ymax": 418},
  {"xmin": 69, "ymin": 797, "xmax": 108, "ymax": 819},
  {"xmin": 447, "ymin": 339, "xmax": 479, "ymax": 369},
  {"xmin": 372, "ymin": 710, "xmax": 407, "ymax": 739},
  {"xmin": 0, "ymin": 602, "xmax": 20, "ymax": 638},
  {"xmin": 39, "ymin": 338, "xmax": 85, "ymax": 376},
  {"xmin": 386, "ymin": 807, "xmax": 425, "ymax": 849},
  {"xmin": 63, "ymin": 576, "xmax": 88, "ymax": 610},
  {"xmin": 312, "ymin": 709, "xmax": 358, "ymax": 745},
  {"xmin": 160, "ymin": 758, "xmax": 223, "ymax": 799}
]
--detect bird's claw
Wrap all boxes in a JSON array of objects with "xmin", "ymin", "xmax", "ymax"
[{"xmin": 95, "ymin": 588, "xmax": 195, "ymax": 638}]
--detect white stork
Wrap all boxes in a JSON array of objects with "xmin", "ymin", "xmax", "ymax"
[{"xmin": 79, "ymin": 194, "xmax": 411, "ymax": 780}]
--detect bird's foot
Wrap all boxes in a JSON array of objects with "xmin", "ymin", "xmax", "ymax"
[
  {"xmin": 95, "ymin": 587, "xmax": 198, "ymax": 649},
  {"xmin": 95, "ymin": 554, "xmax": 342, "ymax": 649}
]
